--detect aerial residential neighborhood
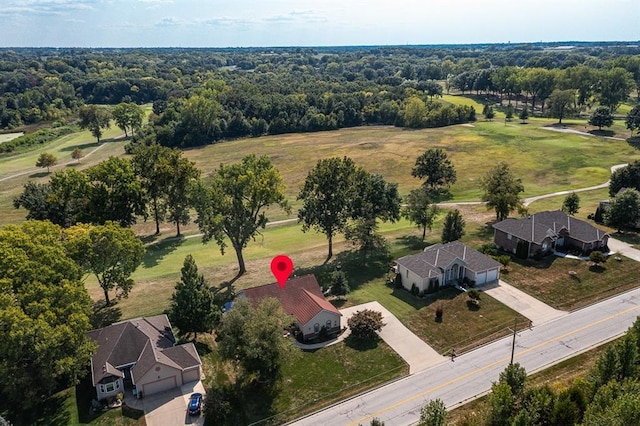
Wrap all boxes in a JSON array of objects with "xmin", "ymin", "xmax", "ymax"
[{"xmin": 2, "ymin": 2, "xmax": 640, "ymax": 426}]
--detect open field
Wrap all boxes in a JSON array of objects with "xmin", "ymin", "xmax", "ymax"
[{"xmin": 503, "ymin": 254, "xmax": 640, "ymax": 310}]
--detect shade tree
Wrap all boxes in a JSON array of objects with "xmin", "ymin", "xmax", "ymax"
[
  {"xmin": 112, "ymin": 101, "xmax": 144, "ymax": 137},
  {"xmin": 78, "ymin": 104, "xmax": 112, "ymax": 143},
  {"xmin": 35, "ymin": 152, "xmax": 57, "ymax": 173},
  {"xmin": 411, "ymin": 148, "xmax": 457, "ymax": 197},
  {"xmin": 604, "ymin": 188, "xmax": 640, "ymax": 232},
  {"xmin": 481, "ymin": 162, "xmax": 525, "ymax": 221},
  {"xmin": 441, "ymin": 209, "xmax": 465, "ymax": 243},
  {"xmin": 562, "ymin": 192, "xmax": 580, "ymax": 216},
  {"xmin": 192, "ymin": 155, "xmax": 288, "ymax": 276},
  {"xmin": 626, "ymin": 104, "xmax": 640, "ymax": 135},
  {"xmin": 589, "ymin": 106, "xmax": 614, "ymax": 130},
  {"xmin": 65, "ymin": 221, "xmax": 145, "ymax": 305},
  {"xmin": 403, "ymin": 188, "xmax": 439, "ymax": 241},
  {"xmin": 0, "ymin": 221, "xmax": 95, "ymax": 419}
]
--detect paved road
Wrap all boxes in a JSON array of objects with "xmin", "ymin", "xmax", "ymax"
[
  {"xmin": 483, "ymin": 280, "xmax": 567, "ymax": 325},
  {"xmin": 291, "ymin": 287, "xmax": 640, "ymax": 426},
  {"xmin": 340, "ymin": 302, "xmax": 446, "ymax": 374}
]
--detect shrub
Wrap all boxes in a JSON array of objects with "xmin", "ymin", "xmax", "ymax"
[
  {"xmin": 411, "ymin": 283, "xmax": 419, "ymax": 295},
  {"xmin": 467, "ymin": 289, "xmax": 480, "ymax": 300},
  {"xmin": 394, "ymin": 274, "xmax": 403, "ymax": 288},
  {"xmin": 478, "ymin": 243, "xmax": 498, "ymax": 256},
  {"xmin": 347, "ymin": 309, "xmax": 385, "ymax": 339},
  {"xmin": 516, "ymin": 240, "xmax": 529, "ymax": 259},
  {"xmin": 495, "ymin": 255, "xmax": 511, "ymax": 268},
  {"xmin": 589, "ymin": 250, "xmax": 607, "ymax": 267},
  {"xmin": 435, "ymin": 305, "xmax": 443, "ymax": 320}
]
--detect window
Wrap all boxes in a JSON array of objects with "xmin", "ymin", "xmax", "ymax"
[
  {"xmin": 105, "ymin": 382, "xmax": 115, "ymax": 392},
  {"xmin": 326, "ymin": 320, "xmax": 332, "ymax": 329},
  {"xmin": 507, "ymin": 234, "xmax": 512, "ymax": 240},
  {"xmin": 314, "ymin": 323, "xmax": 320, "ymax": 333},
  {"xmin": 99, "ymin": 384, "xmax": 105, "ymax": 393}
]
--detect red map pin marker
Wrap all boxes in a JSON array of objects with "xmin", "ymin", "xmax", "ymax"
[{"xmin": 271, "ymin": 255, "xmax": 293, "ymax": 289}]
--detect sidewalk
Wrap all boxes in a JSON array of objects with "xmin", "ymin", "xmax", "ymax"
[
  {"xmin": 608, "ymin": 237, "xmax": 640, "ymax": 262},
  {"xmin": 483, "ymin": 280, "xmax": 567, "ymax": 325}
]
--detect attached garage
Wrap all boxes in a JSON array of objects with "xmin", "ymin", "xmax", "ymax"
[
  {"xmin": 141, "ymin": 376, "xmax": 177, "ymax": 396},
  {"xmin": 475, "ymin": 271, "xmax": 487, "ymax": 285},
  {"xmin": 182, "ymin": 367, "xmax": 200, "ymax": 384},
  {"xmin": 486, "ymin": 268, "xmax": 499, "ymax": 283}
]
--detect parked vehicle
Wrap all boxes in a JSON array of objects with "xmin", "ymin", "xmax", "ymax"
[{"xmin": 188, "ymin": 393, "xmax": 203, "ymax": 416}]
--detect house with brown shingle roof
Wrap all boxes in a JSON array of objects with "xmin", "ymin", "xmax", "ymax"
[
  {"xmin": 86, "ymin": 315, "xmax": 202, "ymax": 400},
  {"xmin": 492, "ymin": 210, "xmax": 609, "ymax": 257},
  {"xmin": 239, "ymin": 274, "xmax": 342, "ymax": 341},
  {"xmin": 395, "ymin": 241, "xmax": 502, "ymax": 294}
]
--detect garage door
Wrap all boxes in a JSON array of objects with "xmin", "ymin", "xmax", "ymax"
[
  {"xmin": 182, "ymin": 368, "xmax": 200, "ymax": 384},
  {"xmin": 476, "ymin": 271, "xmax": 487, "ymax": 285},
  {"xmin": 486, "ymin": 269, "xmax": 498, "ymax": 283},
  {"xmin": 142, "ymin": 376, "xmax": 176, "ymax": 396}
]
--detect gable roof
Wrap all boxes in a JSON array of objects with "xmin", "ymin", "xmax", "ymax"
[
  {"xmin": 493, "ymin": 210, "xmax": 608, "ymax": 244},
  {"xmin": 87, "ymin": 314, "xmax": 200, "ymax": 386},
  {"xmin": 396, "ymin": 241, "xmax": 501, "ymax": 279},
  {"xmin": 240, "ymin": 274, "xmax": 341, "ymax": 326}
]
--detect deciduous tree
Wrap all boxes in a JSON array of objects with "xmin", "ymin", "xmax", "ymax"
[
  {"xmin": 192, "ymin": 155, "xmax": 288, "ymax": 276},
  {"xmin": 418, "ymin": 399, "xmax": 447, "ymax": 426},
  {"xmin": 35, "ymin": 152, "xmax": 57, "ymax": 173},
  {"xmin": 481, "ymin": 162, "xmax": 525, "ymax": 221},
  {"xmin": 298, "ymin": 157, "xmax": 357, "ymax": 260},
  {"xmin": 411, "ymin": 148, "xmax": 457, "ymax": 196},
  {"xmin": 562, "ymin": 192, "xmax": 580, "ymax": 216},
  {"xmin": 0, "ymin": 221, "xmax": 95, "ymax": 419},
  {"xmin": 626, "ymin": 104, "xmax": 640, "ymax": 135},
  {"xmin": 78, "ymin": 104, "xmax": 111, "ymax": 143},
  {"xmin": 403, "ymin": 188, "xmax": 438, "ymax": 241},
  {"xmin": 112, "ymin": 102, "xmax": 144, "ymax": 137},
  {"xmin": 589, "ymin": 106, "xmax": 614, "ymax": 130},
  {"xmin": 217, "ymin": 297, "xmax": 299, "ymax": 382},
  {"xmin": 169, "ymin": 255, "xmax": 219, "ymax": 341},
  {"xmin": 347, "ymin": 309, "xmax": 385, "ymax": 340},
  {"xmin": 547, "ymin": 89, "xmax": 575, "ymax": 124},
  {"xmin": 71, "ymin": 147, "xmax": 83, "ymax": 163},
  {"xmin": 604, "ymin": 188, "xmax": 640, "ymax": 232},
  {"xmin": 65, "ymin": 221, "xmax": 145, "ymax": 305}
]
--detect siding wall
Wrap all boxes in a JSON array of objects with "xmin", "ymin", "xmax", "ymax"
[{"xmin": 301, "ymin": 310, "xmax": 341, "ymax": 340}]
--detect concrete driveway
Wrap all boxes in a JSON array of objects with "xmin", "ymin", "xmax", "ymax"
[
  {"xmin": 608, "ymin": 237, "xmax": 640, "ymax": 262},
  {"xmin": 126, "ymin": 380, "xmax": 206, "ymax": 426},
  {"xmin": 483, "ymin": 280, "xmax": 567, "ymax": 325},
  {"xmin": 340, "ymin": 302, "xmax": 446, "ymax": 374}
]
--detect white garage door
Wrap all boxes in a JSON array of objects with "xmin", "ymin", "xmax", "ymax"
[
  {"xmin": 182, "ymin": 368, "xmax": 200, "ymax": 384},
  {"xmin": 486, "ymin": 269, "xmax": 498, "ymax": 283},
  {"xmin": 142, "ymin": 376, "xmax": 176, "ymax": 396},
  {"xmin": 476, "ymin": 271, "xmax": 487, "ymax": 285}
]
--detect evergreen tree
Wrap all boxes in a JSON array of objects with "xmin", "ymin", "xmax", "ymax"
[
  {"xmin": 169, "ymin": 255, "xmax": 219, "ymax": 340},
  {"xmin": 330, "ymin": 269, "xmax": 350, "ymax": 300},
  {"xmin": 562, "ymin": 192, "xmax": 580, "ymax": 216},
  {"xmin": 442, "ymin": 209, "xmax": 465, "ymax": 243}
]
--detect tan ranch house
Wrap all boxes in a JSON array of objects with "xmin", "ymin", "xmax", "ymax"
[
  {"xmin": 493, "ymin": 210, "xmax": 609, "ymax": 258},
  {"xmin": 239, "ymin": 274, "xmax": 342, "ymax": 341},
  {"xmin": 395, "ymin": 241, "xmax": 502, "ymax": 294},
  {"xmin": 87, "ymin": 315, "xmax": 202, "ymax": 400}
]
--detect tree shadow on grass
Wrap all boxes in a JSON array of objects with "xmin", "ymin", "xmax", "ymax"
[
  {"xmin": 91, "ymin": 301, "xmax": 122, "ymax": 328},
  {"xmin": 589, "ymin": 129, "xmax": 615, "ymax": 137},
  {"xmin": 10, "ymin": 391, "xmax": 71, "ymax": 426},
  {"xmin": 194, "ymin": 340, "xmax": 213, "ymax": 357},
  {"xmin": 344, "ymin": 335, "xmax": 380, "ymax": 351},
  {"xmin": 627, "ymin": 136, "xmax": 640, "ymax": 150},
  {"xmin": 396, "ymin": 235, "xmax": 426, "ymax": 253},
  {"xmin": 29, "ymin": 171, "xmax": 50, "ymax": 178},
  {"xmin": 60, "ymin": 141, "xmax": 99, "ymax": 152},
  {"xmin": 511, "ymin": 254, "xmax": 557, "ymax": 270},
  {"xmin": 143, "ymin": 237, "xmax": 183, "ymax": 268}
]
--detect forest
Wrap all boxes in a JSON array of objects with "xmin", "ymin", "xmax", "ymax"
[{"xmin": 1, "ymin": 42, "xmax": 640, "ymax": 149}]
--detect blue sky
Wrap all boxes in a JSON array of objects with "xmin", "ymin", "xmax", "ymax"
[{"xmin": 0, "ymin": 0, "xmax": 638, "ymax": 47}]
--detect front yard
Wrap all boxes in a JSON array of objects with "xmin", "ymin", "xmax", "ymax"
[
  {"xmin": 347, "ymin": 280, "xmax": 529, "ymax": 354},
  {"xmin": 503, "ymin": 254, "xmax": 640, "ymax": 310}
]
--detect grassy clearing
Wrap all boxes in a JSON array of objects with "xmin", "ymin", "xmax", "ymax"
[{"xmin": 503, "ymin": 254, "xmax": 640, "ymax": 310}]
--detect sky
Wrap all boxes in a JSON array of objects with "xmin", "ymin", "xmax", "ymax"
[{"xmin": 0, "ymin": 0, "xmax": 638, "ymax": 48}]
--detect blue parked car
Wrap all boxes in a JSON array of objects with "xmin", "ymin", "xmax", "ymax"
[{"xmin": 188, "ymin": 392, "xmax": 203, "ymax": 416}]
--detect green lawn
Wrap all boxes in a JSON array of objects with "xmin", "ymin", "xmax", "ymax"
[
  {"xmin": 503, "ymin": 254, "xmax": 640, "ymax": 310},
  {"xmin": 202, "ymin": 336, "xmax": 408, "ymax": 425}
]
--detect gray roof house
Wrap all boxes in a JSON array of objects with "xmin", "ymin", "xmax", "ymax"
[
  {"xmin": 87, "ymin": 315, "xmax": 202, "ymax": 401},
  {"xmin": 492, "ymin": 210, "xmax": 609, "ymax": 258},
  {"xmin": 395, "ymin": 241, "xmax": 501, "ymax": 294}
]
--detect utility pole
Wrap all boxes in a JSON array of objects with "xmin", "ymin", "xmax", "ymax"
[{"xmin": 510, "ymin": 315, "xmax": 517, "ymax": 365}]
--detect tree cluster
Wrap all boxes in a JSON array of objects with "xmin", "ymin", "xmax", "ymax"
[
  {"xmin": 475, "ymin": 317, "xmax": 640, "ymax": 426},
  {"xmin": 298, "ymin": 156, "xmax": 401, "ymax": 259}
]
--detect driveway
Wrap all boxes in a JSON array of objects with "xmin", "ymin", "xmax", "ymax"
[
  {"xmin": 608, "ymin": 237, "xmax": 640, "ymax": 262},
  {"xmin": 126, "ymin": 380, "xmax": 206, "ymax": 426},
  {"xmin": 340, "ymin": 302, "xmax": 446, "ymax": 374},
  {"xmin": 483, "ymin": 280, "xmax": 567, "ymax": 325}
]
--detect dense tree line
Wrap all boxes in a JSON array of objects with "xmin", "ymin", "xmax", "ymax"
[{"xmin": 2, "ymin": 43, "xmax": 639, "ymax": 146}]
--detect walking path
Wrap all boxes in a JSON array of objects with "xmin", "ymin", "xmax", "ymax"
[{"xmin": 483, "ymin": 280, "xmax": 567, "ymax": 325}]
